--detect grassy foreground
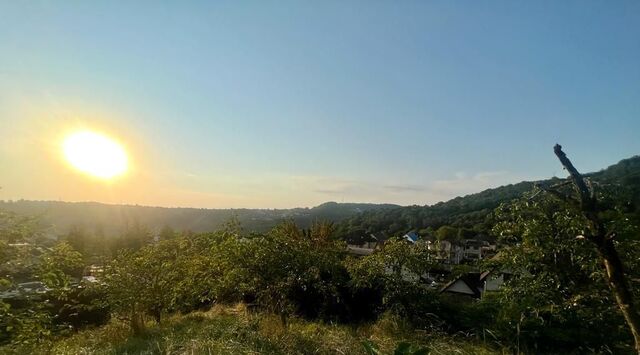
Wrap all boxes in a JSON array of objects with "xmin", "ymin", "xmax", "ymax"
[{"xmin": 4, "ymin": 304, "xmax": 501, "ymax": 355}]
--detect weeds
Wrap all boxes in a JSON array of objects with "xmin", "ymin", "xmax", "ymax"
[{"xmin": 7, "ymin": 306, "xmax": 497, "ymax": 355}]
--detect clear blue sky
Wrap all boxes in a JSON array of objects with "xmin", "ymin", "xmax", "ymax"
[{"xmin": 1, "ymin": 1, "xmax": 639, "ymax": 208}]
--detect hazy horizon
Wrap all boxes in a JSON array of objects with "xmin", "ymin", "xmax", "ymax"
[
  {"xmin": 3, "ymin": 150, "xmax": 635, "ymax": 210},
  {"xmin": 2, "ymin": 2, "xmax": 639, "ymax": 208}
]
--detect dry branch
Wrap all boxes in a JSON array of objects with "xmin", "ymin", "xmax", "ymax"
[{"xmin": 552, "ymin": 144, "xmax": 640, "ymax": 353}]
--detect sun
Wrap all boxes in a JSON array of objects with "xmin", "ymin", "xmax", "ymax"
[{"xmin": 62, "ymin": 131, "xmax": 128, "ymax": 179}]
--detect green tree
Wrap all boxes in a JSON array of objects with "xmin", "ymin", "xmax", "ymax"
[
  {"xmin": 235, "ymin": 221, "xmax": 346, "ymax": 323},
  {"xmin": 551, "ymin": 145, "xmax": 640, "ymax": 352},
  {"xmin": 490, "ymin": 187, "xmax": 639, "ymax": 352},
  {"xmin": 435, "ymin": 225, "xmax": 458, "ymax": 242},
  {"xmin": 0, "ymin": 210, "xmax": 41, "ymax": 243},
  {"xmin": 158, "ymin": 225, "xmax": 176, "ymax": 241},
  {"xmin": 38, "ymin": 241, "xmax": 84, "ymax": 290},
  {"xmin": 0, "ymin": 210, "xmax": 52, "ymax": 347},
  {"xmin": 110, "ymin": 221, "xmax": 153, "ymax": 254},
  {"xmin": 347, "ymin": 238, "xmax": 438, "ymax": 323},
  {"xmin": 169, "ymin": 231, "xmax": 239, "ymax": 311},
  {"xmin": 103, "ymin": 240, "xmax": 182, "ymax": 332},
  {"xmin": 64, "ymin": 225, "xmax": 88, "ymax": 255}
]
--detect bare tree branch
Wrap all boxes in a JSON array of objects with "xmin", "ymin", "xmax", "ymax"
[
  {"xmin": 553, "ymin": 144, "xmax": 597, "ymax": 212},
  {"xmin": 552, "ymin": 144, "xmax": 640, "ymax": 353}
]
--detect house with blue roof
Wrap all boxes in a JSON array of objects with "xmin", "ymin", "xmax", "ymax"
[{"xmin": 402, "ymin": 231, "xmax": 419, "ymax": 243}]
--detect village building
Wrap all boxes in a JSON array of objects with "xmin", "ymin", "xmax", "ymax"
[
  {"xmin": 346, "ymin": 232, "xmax": 389, "ymax": 256},
  {"xmin": 439, "ymin": 270, "xmax": 507, "ymax": 299}
]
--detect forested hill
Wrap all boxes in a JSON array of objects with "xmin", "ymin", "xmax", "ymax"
[
  {"xmin": 2, "ymin": 156, "xmax": 638, "ymax": 240},
  {"xmin": 0, "ymin": 200, "xmax": 397, "ymax": 237},
  {"xmin": 335, "ymin": 155, "xmax": 640, "ymax": 242}
]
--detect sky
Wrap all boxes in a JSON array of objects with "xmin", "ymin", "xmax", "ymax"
[{"xmin": 1, "ymin": 1, "xmax": 639, "ymax": 209}]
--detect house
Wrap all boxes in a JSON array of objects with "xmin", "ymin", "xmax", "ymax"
[
  {"xmin": 440, "ymin": 270, "xmax": 508, "ymax": 298},
  {"xmin": 428, "ymin": 240, "xmax": 464, "ymax": 264},
  {"xmin": 1, "ymin": 281, "xmax": 50, "ymax": 300},
  {"xmin": 402, "ymin": 231, "xmax": 419, "ymax": 244},
  {"xmin": 83, "ymin": 264, "xmax": 104, "ymax": 278},
  {"xmin": 462, "ymin": 240, "xmax": 483, "ymax": 260},
  {"xmin": 462, "ymin": 239, "xmax": 496, "ymax": 260},
  {"xmin": 481, "ymin": 242, "xmax": 497, "ymax": 257},
  {"xmin": 440, "ymin": 272, "xmax": 487, "ymax": 298},
  {"xmin": 467, "ymin": 237, "xmax": 498, "ymax": 259},
  {"xmin": 346, "ymin": 244, "xmax": 376, "ymax": 256},
  {"xmin": 346, "ymin": 232, "xmax": 389, "ymax": 256},
  {"xmin": 427, "ymin": 238, "xmax": 497, "ymax": 264},
  {"xmin": 17, "ymin": 281, "xmax": 49, "ymax": 294},
  {"xmin": 81, "ymin": 276, "xmax": 99, "ymax": 283}
]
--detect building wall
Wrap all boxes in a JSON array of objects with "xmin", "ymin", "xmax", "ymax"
[{"xmin": 484, "ymin": 274, "xmax": 505, "ymax": 292}]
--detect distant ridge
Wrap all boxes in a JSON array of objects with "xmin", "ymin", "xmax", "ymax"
[
  {"xmin": 0, "ymin": 199, "xmax": 398, "ymax": 237},
  {"xmin": 2, "ymin": 155, "xmax": 638, "ymax": 239}
]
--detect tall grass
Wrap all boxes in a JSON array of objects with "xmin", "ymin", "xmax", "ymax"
[{"xmin": 4, "ymin": 304, "xmax": 500, "ymax": 355}]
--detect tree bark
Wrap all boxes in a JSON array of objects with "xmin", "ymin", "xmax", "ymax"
[
  {"xmin": 153, "ymin": 308, "xmax": 162, "ymax": 324},
  {"xmin": 130, "ymin": 312, "xmax": 145, "ymax": 335},
  {"xmin": 553, "ymin": 144, "xmax": 640, "ymax": 353},
  {"xmin": 600, "ymin": 240, "xmax": 640, "ymax": 351},
  {"xmin": 129, "ymin": 304, "xmax": 146, "ymax": 335}
]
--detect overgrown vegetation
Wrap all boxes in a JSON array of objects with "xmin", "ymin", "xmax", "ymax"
[
  {"xmin": 6, "ymin": 307, "xmax": 496, "ymax": 355},
  {"xmin": 1, "ymin": 155, "xmax": 639, "ymax": 354}
]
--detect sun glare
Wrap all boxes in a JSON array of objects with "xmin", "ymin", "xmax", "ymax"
[{"xmin": 62, "ymin": 131, "xmax": 128, "ymax": 179}]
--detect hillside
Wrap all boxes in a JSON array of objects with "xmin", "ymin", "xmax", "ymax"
[
  {"xmin": 336, "ymin": 155, "xmax": 640, "ymax": 241},
  {"xmin": 0, "ymin": 200, "xmax": 397, "ymax": 237},
  {"xmin": 2, "ymin": 155, "xmax": 638, "ymax": 241}
]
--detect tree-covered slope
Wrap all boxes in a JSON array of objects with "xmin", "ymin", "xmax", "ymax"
[
  {"xmin": 336, "ymin": 155, "xmax": 640, "ymax": 241},
  {"xmin": 2, "ymin": 156, "xmax": 638, "ymax": 241},
  {"xmin": 0, "ymin": 200, "xmax": 397, "ymax": 237}
]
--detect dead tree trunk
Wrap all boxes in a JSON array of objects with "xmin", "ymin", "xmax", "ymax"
[{"xmin": 553, "ymin": 144, "xmax": 640, "ymax": 353}]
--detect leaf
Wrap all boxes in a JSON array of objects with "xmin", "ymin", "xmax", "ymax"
[
  {"xmin": 394, "ymin": 342, "xmax": 412, "ymax": 355},
  {"xmin": 362, "ymin": 340, "xmax": 380, "ymax": 355}
]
